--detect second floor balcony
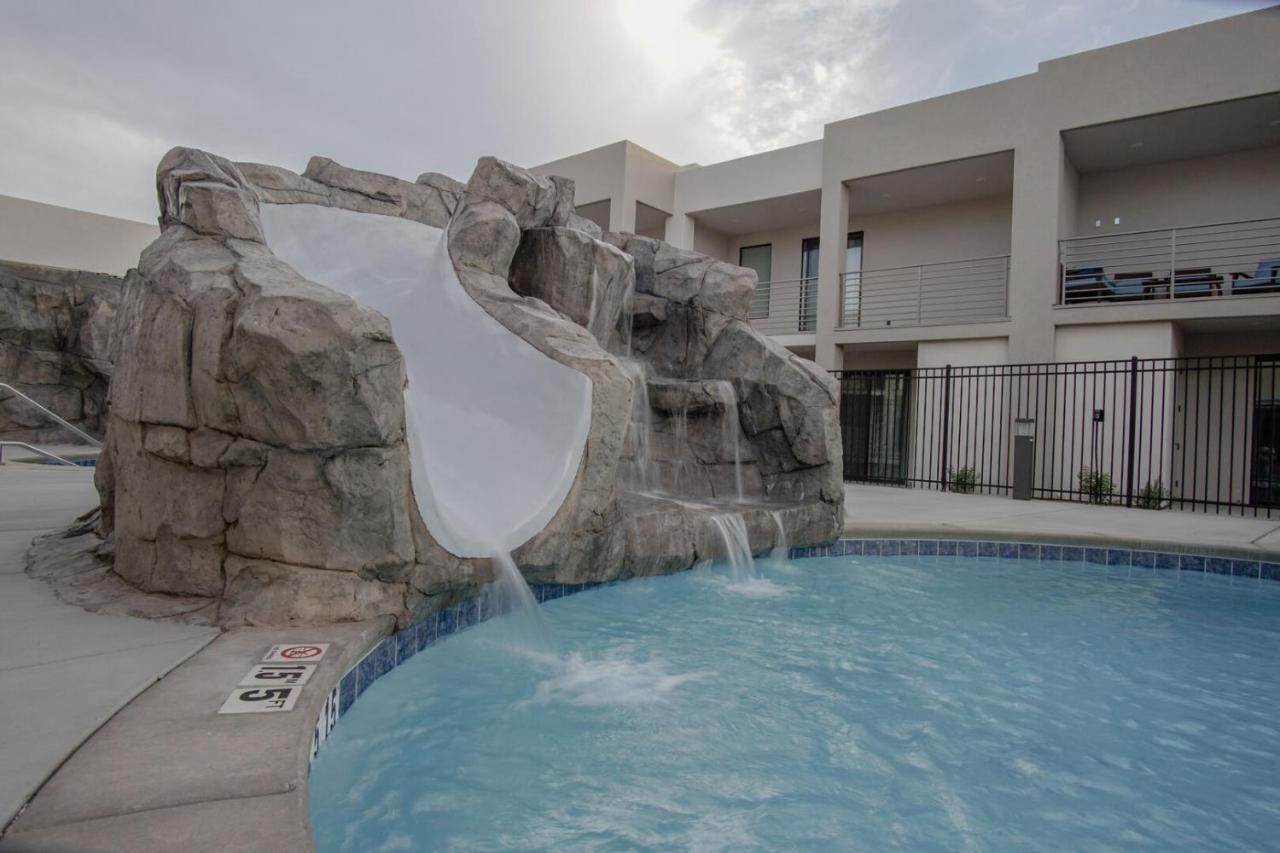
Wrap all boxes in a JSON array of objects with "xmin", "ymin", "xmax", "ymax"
[
  {"xmin": 1059, "ymin": 213, "xmax": 1280, "ymax": 303},
  {"xmin": 836, "ymin": 254, "xmax": 1010, "ymax": 330},
  {"xmin": 748, "ymin": 254, "xmax": 1012, "ymax": 336},
  {"xmin": 1059, "ymin": 217, "xmax": 1280, "ymax": 306}
]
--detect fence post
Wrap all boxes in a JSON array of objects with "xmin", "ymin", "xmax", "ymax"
[
  {"xmin": 940, "ymin": 364, "xmax": 953, "ymax": 491},
  {"xmin": 1125, "ymin": 356, "xmax": 1139, "ymax": 507}
]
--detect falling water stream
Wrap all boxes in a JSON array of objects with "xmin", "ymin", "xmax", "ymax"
[
  {"xmin": 769, "ymin": 510, "xmax": 789, "ymax": 563},
  {"xmin": 716, "ymin": 380, "xmax": 745, "ymax": 502}
]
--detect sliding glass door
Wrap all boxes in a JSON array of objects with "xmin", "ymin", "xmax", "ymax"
[
  {"xmin": 739, "ymin": 244, "xmax": 772, "ymax": 320},
  {"xmin": 843, "ymin": 232, "xmax": 863, "ymax": 327},
  {"xmin": 799, "ymin": 234, "xmax": 863, "ymax": 332},
  {"xmin": 800, "ymin": 238, "xmax": 820, "ymax": 332}
]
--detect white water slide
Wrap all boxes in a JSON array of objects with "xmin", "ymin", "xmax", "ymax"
[{"xmin": 260, "ymin": 204, "xmax": 592, "ymax": 558}]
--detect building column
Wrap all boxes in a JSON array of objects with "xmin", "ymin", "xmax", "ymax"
[
  {"xmin": 814, "ymin": 182, "xmax": 849, "ymax": 370},
  {"xmin": 665, "ymin": 212, "xmax": 695, "ymax": 250},
  {"xmin": 1006, "ymin": 133, "xmax": 1065, "ymax": 364}
]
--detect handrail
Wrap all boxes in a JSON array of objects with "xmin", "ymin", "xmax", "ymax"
[
  {"xmin": 0, "ymin": 441, "xmax": 83, "ymax": 467},
  {"xmin": 757, "ymin": 276, "xmax": 814, "ymax": 287},
  {"xmin": 1059, "ymin": 214, "xmax": 1280, "ymax": 244},
  {"xmin": 846, "ymin": 253, "xmax": 1012, "ymax": 276},
  {"xmin": 0, "ymin": 382, "xmax": 102, "ymax": 447}
]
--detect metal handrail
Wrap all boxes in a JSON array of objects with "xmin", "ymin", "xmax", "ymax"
[
  {"xmin": 0, "ymin": 382, "xmax": 102, "ymax": 447},
  {"xmin": 849, "ymin": 253, "xmax": 1013, "ymax": 276},
  {"xmin": 756, "ymin": 276, "xmax": 813, "ymax": 287},
  {"xmin": 1060, "ymin": 214, "xmax": 1280, "ymax": 243},
  {"xmin": 838, "ymin": 255, "xmax": 1009, "ymax": 329},
  {"xmin": 0, "ymin": 441, "xmax": 83, "ymax": 467}
]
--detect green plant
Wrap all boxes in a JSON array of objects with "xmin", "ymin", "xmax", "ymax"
[
  {"xmin": 1078, "ymin": 467, "xmax": 1115, "ymax": 504},
  {"xmin": 1135, "ymin": 479, "xmax": 1168, "ymax": 510},
  {"xmin": 948, "ymin": 466, "xmax": 977, "ymax": 494}
]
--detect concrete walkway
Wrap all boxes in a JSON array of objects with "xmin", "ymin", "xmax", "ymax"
[
  {"xmin": 844, "ymin": 483, "xmax": 1280, "ymax": 556},
  {"xmin": 0, "ymin": 462, "xmax": 218, "ymax": 831}
]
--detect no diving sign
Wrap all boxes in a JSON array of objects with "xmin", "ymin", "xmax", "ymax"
[{"xmin": 262, "ymin": 643, "xmax": 330, "ymax": 663}]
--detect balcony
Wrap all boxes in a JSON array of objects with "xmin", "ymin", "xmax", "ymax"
[
  {"xmin": 836, "ymin": 254, "xmax": 1009, "ymax": 330},
  {"xmin": 749, "ymin": 277, "xmax": 818, "ymax": 335},
  {"xmin": 1059, "ymin": 217, "xmax": 1280, "ymax": 305}
]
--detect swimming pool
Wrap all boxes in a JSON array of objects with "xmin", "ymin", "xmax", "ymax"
[{"xmin": 309, "ymin": 551, "xmax": 1280, "ymax": 850}]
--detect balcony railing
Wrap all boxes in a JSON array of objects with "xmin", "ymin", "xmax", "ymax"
[
  {"xmin": 837, "ymin": 255, "xmax": 1009, "ymax": 330},
  {"xmin": 1059, "ymin": 217, "xmax": 1280, "ymax": 305},
  {"xmin": 749, "ymin": 277, "xmax": 819, "ymax": 336}
]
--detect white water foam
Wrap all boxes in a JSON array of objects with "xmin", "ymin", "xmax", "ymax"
[{"xmin": 521, "ymin": 645, "xmax": 705, "ymax": 708}]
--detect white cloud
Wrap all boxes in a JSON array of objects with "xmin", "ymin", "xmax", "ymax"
[{"xmin": 0, "ymin": 0, "xmax": 1269, "ymax": 220}]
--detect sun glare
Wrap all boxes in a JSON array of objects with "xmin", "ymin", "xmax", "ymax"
[{"xmin": 615, "ymin": 0, "xmax": 720, "ymax": 84}]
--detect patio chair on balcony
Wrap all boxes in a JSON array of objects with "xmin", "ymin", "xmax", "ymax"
[
  {"xmin": 1062, "ymin": 264, "xmax": 1154, "ymax": 303},
  {"xmin": 1169, "ymin": 267, "xmax": 1224, "ymax": 298},
  {"xmin": 1229, "ymin": 258, "xmax": 1280, "ymax": 295}
]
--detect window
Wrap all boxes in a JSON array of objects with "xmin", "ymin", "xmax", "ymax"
[
  {"xmin": 800, "ymin": 237, "xmax": 820, "ymax": 332},
  {"xmin": 797, "ymin": 233, "xmax": 863, "ymax": 332},
  {"xmin": 739, "ymin": 244, "xmax": 772, "ymax": 319},
  {"xmin": 843, "ymin": 232, "xmax": 864, "ymax": 327}
]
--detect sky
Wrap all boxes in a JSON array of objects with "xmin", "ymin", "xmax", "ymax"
[{"xmin": 1, "ymin": 0, "xmax": 1272, "ymax": 223}]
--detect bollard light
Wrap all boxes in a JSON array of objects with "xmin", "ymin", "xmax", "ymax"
[{"xmin": 1013, "ymin": 418, "xmax": 1035, "ymax": 500}]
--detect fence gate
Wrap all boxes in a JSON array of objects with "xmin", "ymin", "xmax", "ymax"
[{"xmin": 834, "ymin": 355, "xmax": 1278, "ymax": 518}]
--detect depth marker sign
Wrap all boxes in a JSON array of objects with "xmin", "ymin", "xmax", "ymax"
[
  {"xmin": 239, "ymin": 663, "xmax": 316, "ymax": 687},
  {"xmin": 219, "ymin": 686, "xmax": 302, "ymax": 714},
  {"xmin": 218, "ymin": 643, "xmax": 332, "ymax": 714}
]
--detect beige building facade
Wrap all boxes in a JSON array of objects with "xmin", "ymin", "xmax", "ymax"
[
  {"xmin": 534, "ymin": 8, "xmax": 1280, "ymax": 373},
  {"xmin": 0, "ymin": 194, "xmax": 157, "ymax": 277}
]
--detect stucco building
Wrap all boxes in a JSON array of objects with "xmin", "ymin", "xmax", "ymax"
[
  {"xmin": 535, "ymin": 8, "xmax": 1280, "ymax": 373},
  {"xmin": 535, "ymin": 9, "xmax": 1280, "ymax": 512}
]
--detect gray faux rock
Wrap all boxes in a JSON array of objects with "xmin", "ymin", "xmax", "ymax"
[
  {"xmin": 82, "ymin": 147, "xmax": 842, "ymax": 630},
  {"xmin": 0, "ymin": 261, "xmax": 119, "ymax": 442}
]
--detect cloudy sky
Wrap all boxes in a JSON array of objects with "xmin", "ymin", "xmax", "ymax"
[{"xmin": 1, "ymin": 0, "xmax": 1270, "ymax": 222}]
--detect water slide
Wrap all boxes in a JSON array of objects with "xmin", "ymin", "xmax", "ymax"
[{"xmin": 259, "ymin": 203, "xmax": 592, "ymax": 558}]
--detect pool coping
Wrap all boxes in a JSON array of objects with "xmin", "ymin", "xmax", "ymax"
[{"xmin": 843, "ymin": 523, "xmax": 1280, "ymax": 562}]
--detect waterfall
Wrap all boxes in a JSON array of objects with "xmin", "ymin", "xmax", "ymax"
[
  {"xmin": 768, "ymin": 510, "xmax": 789, "ymax": 563},
  {"xmin": 619, "ymin": 358, "xmax": 657, "ymax": 493},
  {"xmin": 484, "ymin": 551, "xmax": 553, "ymax": 650},
  {"xmin": 671, "ymin": 401, "xmax": 690, "ymax": 496},
  {"xmin": 706, "ymin": 513, "xmax": 756, "ymax": 582},
  {"xmin": 715, "ymin": 380, "xmax": 744, "ymax": 502}
]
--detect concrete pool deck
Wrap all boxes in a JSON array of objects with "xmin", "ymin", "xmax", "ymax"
[
  {"xmin": 0, "ymin": 464, "xmax": 218, "ymax": 833},
  {"xmin": 0, "ymin": 460, "xmax": 390, "ymax": 852},
  {"xmin": 844, "ymin": 483, "xmax": 1280, "ymax": 557}
]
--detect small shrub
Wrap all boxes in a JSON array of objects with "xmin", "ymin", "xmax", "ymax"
[
  {"xmin": 948, "ymin": 467, "xmax": 977, "ymax": 494},
  {"xmin": 1078, "ymin": 467, "xmax": 1115, "ymax": 504},
  {"xmin": 1136, "ymin": 480, "xmax": 1168, "ymax": 510}
]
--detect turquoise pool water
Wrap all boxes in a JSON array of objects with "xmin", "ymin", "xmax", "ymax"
[{"xmin": 309, "ymin": 555, "xmax": 1280, "ymax": 851}]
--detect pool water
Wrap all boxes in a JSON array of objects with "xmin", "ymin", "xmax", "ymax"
[{"xmin": 309, "ymin": 555, "xmax": 1280, "ymax": 851}]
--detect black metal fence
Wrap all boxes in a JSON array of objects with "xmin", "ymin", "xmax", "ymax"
[{"xmin": 835, "ymin": 355, "xmax": 1279, "ymax": 517}]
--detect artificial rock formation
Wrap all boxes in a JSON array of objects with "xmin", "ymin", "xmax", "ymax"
[
  {"xmin": 0, "ymin": 261, "xmax": 119, "ymax": 442},
  {"xmin": 88, "ymin": 147, "xmax": 843, "ymax": 627}
]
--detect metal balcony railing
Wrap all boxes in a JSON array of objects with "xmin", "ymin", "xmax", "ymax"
[
  {"xmin": 748, "ymin": 277, "xmax": 819, "ymax": 336},
  {"xmin": 837, "ymin": 255, "xmax": 1009, "ymax": 330},
  {"xmin": 1059, "ymin": 217, "xmax": 1280, "ymax": 305}
]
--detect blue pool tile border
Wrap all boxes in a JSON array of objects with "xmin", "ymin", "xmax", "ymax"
[{"xmin": 311, "ymin": 537, "xmax": 1280, "ymax": 768}]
